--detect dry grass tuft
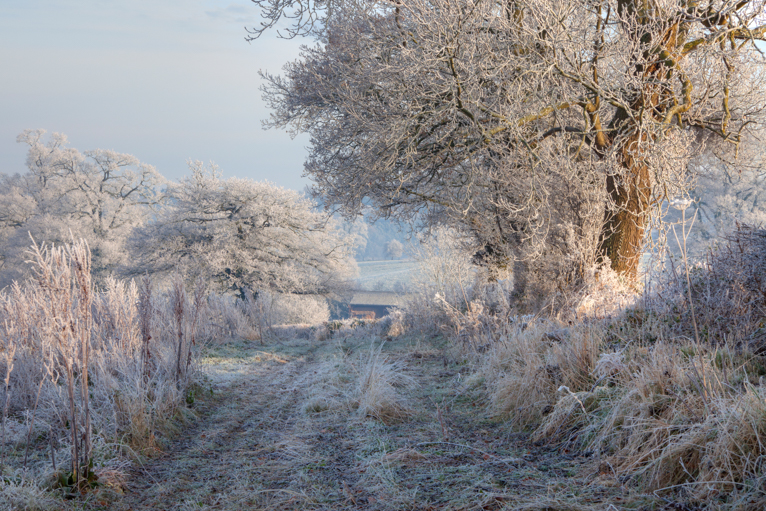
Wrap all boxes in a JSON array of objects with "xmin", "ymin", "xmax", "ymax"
[
  {"xmin": 0, "ymin": 477, "xmax": 60, "ymax": 511},
  {"xmin": 378, "ymin": 447, "xmax": 428, "ymax": 466},
  {"xmin": 354, "ymin": 344, "xmax": 414, "ymax": 423},
  {"xmin": 518, "ymin": 330, "xmax": 766, "ymax": 504},
  {"xmin": 93, "ymin": 463, "xmax": 130, "ymax": 493},
  {"xmin": 379, "ymin": 309, "xmax": 407, "ymax": 338},
  {"xmin": 482, "ymin": 320, "xmax": 604, "ymax": 426},
  {"xmin": 574, "ymin": 263, "xmax": 639, "ymax": 319},
  {"xmin": 394, "ymin": 225, "xmax": 766, "ymax": 508},
  {"xmin": 300, "ymin": 359, "xmax": 350, "ymax": 416},
  {"xmin": 531, "ymin": 385, "xmax": 612, "ymax": 443}
]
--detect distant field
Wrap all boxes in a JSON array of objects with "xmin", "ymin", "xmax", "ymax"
[{"xmin": 356, "ymin": 259, "xmax": 419, "ymax": 292}]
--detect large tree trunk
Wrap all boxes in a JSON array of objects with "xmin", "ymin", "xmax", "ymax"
[{"xmin": 598, "ymin": 133, "xmax": 652, "ymax": 283}]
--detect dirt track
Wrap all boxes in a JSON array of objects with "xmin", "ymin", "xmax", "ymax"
[{"xmin": 115, "ymin": 334, "xmax": 639, "ymax": 511}]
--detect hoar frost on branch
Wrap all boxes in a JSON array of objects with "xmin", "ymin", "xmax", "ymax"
[
  {"xmin": 686, "ymin": 135, "xmax": 766, "ymax": 256},
  {"xmin": 0, "ymin": 130, "xmax": 164, "ymax": 287},
  {"xmin": 253, "ymin": 0, "xmax": 766, "ymax": 301},
  {"xmin": 128, "ymin": 161, "xmax": 358, "ymax": 298}
]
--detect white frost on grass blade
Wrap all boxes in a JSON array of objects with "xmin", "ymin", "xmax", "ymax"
[{"xmin": 355, "ymin": 344, "xmax": 414, "ymax": 423}]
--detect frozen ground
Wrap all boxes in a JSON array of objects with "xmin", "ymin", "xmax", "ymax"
[{"xmin": 356, "ymin": 260, "xmax": 419, "ymax": 292}]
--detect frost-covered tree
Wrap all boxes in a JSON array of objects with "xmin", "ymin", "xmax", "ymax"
[
  {"xmin": 355, "ymin": 215, "xmax": 409, "ymax": 261},
  {"xmin": 655, "ymin": 139, "xmax": 766, "ymax": 261},
  {"xmin": 411, "ymin": 227, "xmax": 476, "ymax": 303},
  {"xmin": 0, "ymin": 130, "xmax": 164, "ymax": 287},
  {"xmin": 128, "ymin": 161, "xmax": 358, "ymax": 297},
  {"xmin": 343, "ymin": 216, "xmax": 369, "ymax": 259},
  {"xmin": 691, "ymin": 142, "xmax": 766, "ymax": 253},
  {"xmin": 385, "ymin": 239, "xmax": 404, "ymax": 260},
  {"xmin": 254, "ymin": 0, "xmax": 766, "ymax": 292}
]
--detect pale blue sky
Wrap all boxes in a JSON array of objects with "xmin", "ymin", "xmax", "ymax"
[{"xmin": 0, "ymin": 0, "xmax": 311, "ymax": 189}]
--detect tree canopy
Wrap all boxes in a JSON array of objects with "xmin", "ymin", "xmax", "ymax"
[
  {"xmin": 254, "ymin": 0, "xmax": 766, "ymax": 295},
  {"xmin": 0, "ymin": 130, "xmax": 164, "ymax": 287},
  {"xmin": 1, "ymin": 133, "xmax": 357, "ymax": 300},
  {"xmin": 128, "ymin": 161, "xmax": 357, "ymax": 297},
  {"xmin": 386, "ymin": 239, "xmax": 404, "ymax": 260}
]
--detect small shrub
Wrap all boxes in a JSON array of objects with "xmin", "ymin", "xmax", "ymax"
[
  {"xmin": 381, "ymin": 309, "xmax": 406, "ymax": 337},
  {"xmin": 259, "ymin": 291, "xmax": 330, "ymax": 326},
  {"xmin": 482, "ymin": 319, "xmax": 604, "ymax": 426}
]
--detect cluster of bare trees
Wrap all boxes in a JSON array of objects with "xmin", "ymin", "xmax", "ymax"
[
  {"xmin": 253, "ymin": 0, "xmax": 766, "ymax": 299},
  {"xmin": 0, "ymin": 130, "xmax": 357, "ymax": 300},
  {"xmin": 0, "ymin": 130, "xmax": 164, "ymax": 287}
]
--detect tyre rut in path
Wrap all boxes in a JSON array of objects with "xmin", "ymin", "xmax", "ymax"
[
  {"xmin": 123, "ymin": 344, "xmax": 325, "ymax": 510},
  {"xmin": 119, "ymin": 336, "xmax": 631, "ymax": 511}
]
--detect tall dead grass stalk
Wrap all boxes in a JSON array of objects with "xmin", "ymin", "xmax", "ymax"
[
  {"xmin": 172, "ymin": 274, "xmax": 186, "ymax": 382},
  {"xmin": 671, "ymin": 202, "xmax": 700, "ymax": 344},
  {"xmin": 1, "ymin": 342, "xmax": 15, "ymax": 470},
  {"xmin": 27, "ymin": 239, "xmax": 96, "ymax": 488},
  {"xmin": 139, "ymin": 274, "xmax": 152, "ymax": 381},
  {"xmin": 0, "ymin": 237, "xmax": 255, "ymax": 495}
]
